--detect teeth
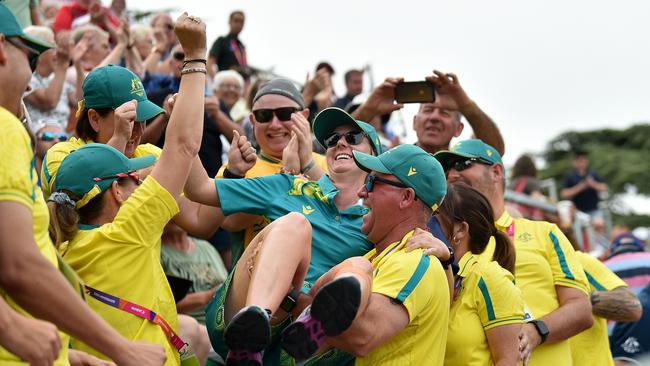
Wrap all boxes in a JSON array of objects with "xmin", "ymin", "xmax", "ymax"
[{"xmin": 335, "ymin": 154, "xmax": 352, "ymax": 160}]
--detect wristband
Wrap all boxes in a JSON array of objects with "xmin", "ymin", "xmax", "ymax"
[
  {"xmin": 301, "ymin": 160, "xmax": 316, "ymax": 174},
  {"xmin": 180, "ymin": 67, "xmax": 207, "ymax": 75},
  {"xmin": 223, "ymin": 168, "xmax": 244, "ymax": 179},
  {"xmin": 183, "ymin": 59, "xmax": 207, "ymax": 68},
  {"xmin": 440, "ymin": 245, "xmax": 455, "ymax": 269}
]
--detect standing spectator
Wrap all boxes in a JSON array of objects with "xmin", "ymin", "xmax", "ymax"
[
  {"xmin": 207, "ymin": 10, "xmax": 246, "ymax": 79},
  {"xmin": 334, "ymin": 68, "xmax": 363, "ymax": 109},
  {"xmin": 2, "ymin": 0, "xmax": 41, "ymax": 27},
  {"xmin": 435, "ymin": 139, "xmax": 593, "ymax": 365},
  {"xmin": 23, "ymin": 26, "xmax": 79, "ymax": 131},
  {"xmin": 507, "ymin": 154, "xmax": 547, "ymax": 220},
  {"xmin": 130, "ymin": 24, "xmax": 154, "ymax": 60},
  {"xmin": 561, "ymin": 150, "xmax": 609, "ymax": 233},
  {"xmin": 303, "ymin": 61, "xmax": 335, "ymax": 121}
]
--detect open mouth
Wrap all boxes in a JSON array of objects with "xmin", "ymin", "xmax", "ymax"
[{"xmin": 335, "ymin": 153, "xmax": 352, "ymax": 161}]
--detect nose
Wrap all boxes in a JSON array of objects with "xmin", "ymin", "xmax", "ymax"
[{"xmin": 446, "ymin": 169, "xmax": 461, "ymax": 182}]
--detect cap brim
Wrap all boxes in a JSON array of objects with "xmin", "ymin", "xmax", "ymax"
[
  {"xmin": 313, "ymin": 107, "xmax": 363, "ymax": 148},
  {"xmin": 352, "ymin": 150, "xmax": 391, "ymax": 174},
  {"xmin": 434, "ymin": 150, "xmax": 479, "ymax": 170},
  {"xmin": 19, "ymin": 34, "xmax": 53, "ymax": 54},
  {"xmin": 127, "ymin": 154, "xmax": 156, "ymax": 171},
  {"xmin": 136, "ymin": 99, "xmax": 164, "ymax": 122}
]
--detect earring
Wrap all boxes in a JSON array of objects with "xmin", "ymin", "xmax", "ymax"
[{"xmin": 452, "ymin": 235, "xmax": 460, "ymax": 245}]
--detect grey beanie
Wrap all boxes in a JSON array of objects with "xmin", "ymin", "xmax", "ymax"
[{"xmin": 252, "ymin": 78, "xmax": 304, "ymax": 109}]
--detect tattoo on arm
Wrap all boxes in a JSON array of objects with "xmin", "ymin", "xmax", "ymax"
[{"xmin": 590, "ymin": 287, "xmax": 642, "ymax": 322}]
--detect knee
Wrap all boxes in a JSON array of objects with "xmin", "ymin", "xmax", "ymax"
[
  {"xmin": 343, "ymin": 257, "xmax": 373, "ymax": 275},
  {"xmin": 280, "ymin": 212, "xmax": 312, "ymax": 236}
]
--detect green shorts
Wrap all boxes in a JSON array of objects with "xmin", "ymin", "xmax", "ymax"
[{"xmin": 205, "ymin": 267, "xmax": 353, "ymax": 366}]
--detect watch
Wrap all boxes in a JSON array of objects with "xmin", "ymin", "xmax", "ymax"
[{"xmin": 529, "ymin": 319, "xmax": 549, "ymax": 344}]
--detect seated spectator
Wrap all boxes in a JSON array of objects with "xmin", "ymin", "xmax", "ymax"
[
  {"xmin": 303, "ymin": 61, "xmax": 336, "ymax": 121},
  {"xmin": 41, "ymin": 0, "xmax": 63, "ymax": 28},
  {"xmin": 23, "ymin": 26, "xmax": 80, "ymax": 131},
  {"xmin": 334, "ymin": 68, "xmax": 363, "ymax": 109},
  {"xmin": 150, "ymin": 12, "xmax": 178, "ymax": 74},
  {"xmin": 604, "ymin": 233, "xmax": 650, "ymax": 295},
  {"xmin": 507, "ymin": 154, "xmax": 547, "ymax": 220},
  {"xmin": 32, "ymin": 120, "xmax": 68, "ymax": 181},
  {"xmin": 130, "ymin": 24, "xmax": 154, "ymax": 60},
  {"xmin": 610, "ymin": 281, "xmax": 650, "ymax": 365}
]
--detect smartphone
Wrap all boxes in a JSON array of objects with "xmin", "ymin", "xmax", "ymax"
[{"xmin": 394, "ymin": 81, "xmax": 436, "ymax": 104}]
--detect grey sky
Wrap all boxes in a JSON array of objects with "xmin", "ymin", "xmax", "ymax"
[{"xmin": 132, "ymin": 0, "xmax": 650, "ymax": 167}]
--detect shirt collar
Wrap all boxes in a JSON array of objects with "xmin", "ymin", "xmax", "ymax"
[
  {"xmin": 495, "ymin": 210, "xmax": 514, "ymax": 231},
  {"xmin": 317, "ymin": 175, "xmax": 368, "ymax": 216},
  {"xmin": 456, "ymin": 252, "xmax": 477, "ymax": 278},
  {"xmin": 258, "ymin": 152, "xmax": 281, "ymax": 164},
  {"xmin": 367, "ymin": 229, "xmax": 416, "ymax": 264}
]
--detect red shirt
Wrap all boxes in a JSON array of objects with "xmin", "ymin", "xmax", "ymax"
[{"xmin": 53, "ymin": 1, "xmax": 120, "ymax": 33}]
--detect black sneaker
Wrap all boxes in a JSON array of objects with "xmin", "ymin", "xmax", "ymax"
[{"xmin": 224, "ymin": 305, "xmax": 271, "ymax": 366}]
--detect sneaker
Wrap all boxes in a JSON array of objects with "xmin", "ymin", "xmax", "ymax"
[
  {"xmin": 224, "ymin": 305, "xmax": 271, "ymax": 366},
  {"xmin": 281, "ymin": 276, "xmax": 361, "ymax": 360}
]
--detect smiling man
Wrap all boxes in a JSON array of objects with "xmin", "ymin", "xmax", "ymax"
[{"xmin": 279, "ymin": 144, "xmax": 450, "ymax": 365}]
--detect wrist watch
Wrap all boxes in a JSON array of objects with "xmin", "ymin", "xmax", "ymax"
[{"xmin": 529, "ymin": 319, "xmax": 549, "ymax": 344}]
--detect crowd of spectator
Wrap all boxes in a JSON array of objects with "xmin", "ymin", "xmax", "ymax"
[{"xmin": 1, "ymin": 1, "xmax": 649, "ymax": 366}]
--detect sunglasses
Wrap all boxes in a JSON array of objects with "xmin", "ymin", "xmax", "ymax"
[
  {"xmin": 252, "ymin": 107, "xmax": 300, "ymax": 123},
  {"xmin": 364, "ymin": 174, "xmax": 408, "ymax": 193},
  {"xmin": 323, "ymin": 131, "xmax": 365, "ymax": 149},
  {"xmin": 173, "ymin": 52, "xmax": 185, "ymax": 61},
  {"xmin": 446, "ymin": 157, "xmax": 494, "ymax": 172},
  {"xmin": 93, "ymin": 171, "xmax": 143, "ymax": 186},
  {"xmin": 6, "ymin": 37, "xmax": 40, "ymax": 72},
  {"xmin": 38, "ymin": 132, "xmax": 68, "ymax": 142}
]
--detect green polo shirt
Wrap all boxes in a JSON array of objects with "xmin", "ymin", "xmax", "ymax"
[{"xmin": 216, "ymin": 174, "xmax": 373, "ymax": 284}]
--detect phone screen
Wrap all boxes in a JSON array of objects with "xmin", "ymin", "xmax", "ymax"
[{"xmin": 394, "ymin": 81, "xmax": 436, "ymax": 104}]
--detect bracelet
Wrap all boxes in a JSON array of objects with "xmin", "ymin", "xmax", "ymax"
[
  {"xmin": 301, "ymin": 160, "xmax": 316, "ymax": 174},
  {"xmin": 223, "ymin": 168, "xmax": 244, "ymax": 179},
  {"xmin": 440, "ymin": 245, "xmax": 455, "ymax": 269},
  {"xmin": 180, "ymin": 67, "xmax": 207, "ymax": 75},
  {"xmin": 183, "ymin": 59, "xmax": 207, "ymax": 68}
]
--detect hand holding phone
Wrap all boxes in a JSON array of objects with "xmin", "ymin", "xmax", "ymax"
[{"xmin": 394, "ymin": 81, "xmax": 436, "ymax": 104}]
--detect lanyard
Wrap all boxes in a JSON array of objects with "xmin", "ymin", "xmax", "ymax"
[
  {"xmin": 85, "ymin": 286, "xmax": 199, "ymax": 365},
  {"xmin": 230, "ymin": 39, "xmax": 246, "ymax": 66}
]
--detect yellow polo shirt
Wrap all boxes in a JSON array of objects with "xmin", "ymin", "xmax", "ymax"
[
  {"xmin": 357, "ymin": 230, "xmax": 449, "ymax": 366},
  {"xmin": 483, "ymin": 212, "xmax": 589, "ymax": 365},
  {"xmin": 445, "ymin": 252, "xmax": 524, "ymax": 366},
  {"xmin": 570, "ymin": 251, "xmax": 626, "ymax": 366},
  {"xmin": 216, "ymin": 151, "xmax": 327, "ymax": 264},
  {"xmin": 0, "ymin": 107, "xmax": 70, "ymax": 365},
  {"xmin": 60, "ymin": 176, "xmax": 180, "ymax": 366},
  {"xmin": 41, "ymin": 136, "xmax": 161, "ymax": 198}
]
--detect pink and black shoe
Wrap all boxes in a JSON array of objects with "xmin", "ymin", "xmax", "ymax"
[
  {"xmin": 224, "ymin": 305, "xmax": 271, "ymax": 366},
  {"xmin": 280, "ymin": 276, "xmax": 361, "ymax": 360}
]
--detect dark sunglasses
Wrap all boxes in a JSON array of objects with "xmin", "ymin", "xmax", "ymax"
[
  {"xmin": 323, "ymin": 131, "xmax": 365, "ymax": 149},
  {"xmin": 6, "ymin": 37, "xmax": 40, "ymax": 72},
  {"xmin": 446, "ymin": 157, "xmax": 494, "ymax": 172},
  {"xmin": 173, "ymin": 51, "xmax": 185, "ymax": 61},
  {"xmin": 364, "ymin": 174, "xmax": 408, "ymax": 193},
  {"xmin": 38, "ymin": 132, "xmax": 68, "ymax": 142},
  {"xmin": 93, "ymin": 171, "xmax": 143, "ymax": 186},
  {"xmin": 252, "ymin": 107, "xmax": 300, "ymax": 123}
]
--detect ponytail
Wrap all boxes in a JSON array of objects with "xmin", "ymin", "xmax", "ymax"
[
  {"xmin": 491, "ymin": 229, "xmax": 516, "ymax": 274},
  {"xmin": 47, "ymin": 192, "xmax": 79, "ymax": 248}
]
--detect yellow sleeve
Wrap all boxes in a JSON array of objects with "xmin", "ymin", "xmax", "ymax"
[
  {"xmin": 312, "ymin": 152, "xmax": 328, "ymax": 173},
  {"xmin": 0, "ymin": 114, "xmax": 34, "ymax": 208},
  {"xmin": 546, "ymin": 224, "xmax": 590, "ymax": 294},
  {"xmin": 577, "ymin": 252, "xmax": 627, "ymax": 292},
  {"xmin": 476, "ymin": 262, "xmax": 525, "ymax": 330},
  {"xmin": 215, "ymin": 164, "xmax": 226, "ymax": 179},
  {"xmin": 372, "ymin": 252, "xmax": 435, "ymax": 321},
  {"xmin": 133, "ymin": 143, "xmax": 162, "ymax": 159}
]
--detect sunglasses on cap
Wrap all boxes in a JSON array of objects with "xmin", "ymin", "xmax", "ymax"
[
  {"xmin": 252, "ymin": 107, "xmax": 300, "ymax": 123},
  {"xmin": 364, "ymin": 174, "xmax": 408, "ymax": 193},
  {"xmin": 323, "ymin": 131, "xmax": 366, "ymax": 149},
  {"xmin": 6, "ymin": 37, "xmax": 40, "ymax": 72},
  {"xmin": 38, "ymin": 132, "xmax": 68, "ymax": 142},
  {"xmin": 446, "ymin": 157, "xmax": 494, "ymax": 172},
  {"xmin": 93, "ymin": 171, "xmax": 143, "ymax": 186},
  {"xmin": 173, "ymin": 51, "xmax": 184, "ymax": 61}
]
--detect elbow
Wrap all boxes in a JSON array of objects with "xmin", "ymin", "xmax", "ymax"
[
  {"xmin": 0, "ymin": 259, "xmax": 29, "ymax": 296},
  {"xmin": 345, "ymin": 334, "xmax": 377, "ymax": 358},
  {"xmin": 173, "ymin": 137, "xmax": 201, "ymax": 159},
  {"xmin": 626, "ymin": 300, "xmax": 643, "ymax": 322}
]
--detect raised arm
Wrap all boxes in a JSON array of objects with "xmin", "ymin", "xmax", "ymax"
[
  {"xmin": 149, "ymin": 13, "xmax": 206, "ymax": 198},
  {"xmin": 426, "ymin": 70, "xmax": 505, "ymax": 156}
]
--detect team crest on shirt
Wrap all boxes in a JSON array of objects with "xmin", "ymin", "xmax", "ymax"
[
  {"xmin": 131, "ymin": 78, "xmax": 145, "ymax": 97},
  {"xmin": 622, "ymin": 337, "xmax": 641, "ymax": 354},
  {"xmin": 302, "ymin": 205, "xmax": 315, "ymax": 215},
  {"xmin": 517, "ymin": 232, "xmax": 533, "ymax": 242}
]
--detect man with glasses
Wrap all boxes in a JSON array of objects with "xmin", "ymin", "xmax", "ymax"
[
  {"xmin": 0, "ymin": 4, "xmax": 166, "ymax": 365},
  {"xmin": 32, "ymin": 120, "xmax": 68, "ymax": 184},
  {"xmin": 434, "ymin": 139, "xmax": 593, "ymax": 365},
  {"xmin": 279, "ymin": 144, "xmax": 450, "ymax": 365}
]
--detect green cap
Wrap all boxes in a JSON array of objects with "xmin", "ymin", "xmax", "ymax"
[
  {"xmin": 434, "ymin": 139, "xmax": 503, "ymax": 171},
  {"xmin": 55, "ymin": 144, "xmax": 156, "ymax": 208},
  {"xmin": 313, "ymin": 107, "xmax": 384, "ymax": 155},
  {"xmin": 0, "ymin": 3, "xmax": 52, "ymax": 54},
  {"xmin": 81, "ymin": 65, "xmax": 164, "ymax": 122},
  {"xmin": 353, "ymin": 144, "xmax": 446, "ymax": 211}
]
